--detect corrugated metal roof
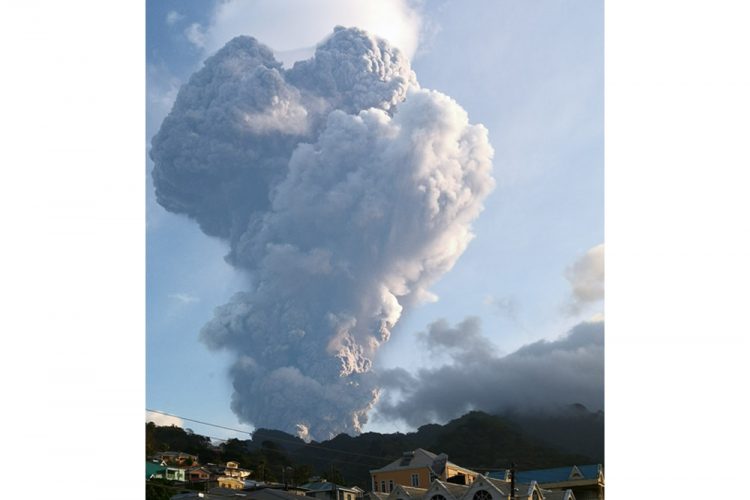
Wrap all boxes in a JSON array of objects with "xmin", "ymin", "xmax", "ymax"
[
  {"xmin": 485, "ymin": 471, "xmax": 509, "ymax": 481},
  {"xmin": 515, "ymin": 465, "xmax": 601, "ymax": 484},
  {"xmin": 246, "ymin": 488, "xmax": 312, "ymax": 500},
  {"xmin": 442, "ymin": 483, "xmax": 469, "ymax": 497},
  {"xmin": 146, "ymin": 461, "xmax": 166, "ymax": 478},
  {"xmin": 485, "ymin": 478, "xmax": 511, "ymax": 491},
  {"xmin": 370, "ymin": 449, "xmax": 472, "ymax": 476},
  {"xmin": 539, "ymin": 489, "xmax": 572, "ymax": 500},
  {"xmin": 300, "ymin": 481, "xmax": 358, "ymax": 492},
  {"xmin": 398, "ymin": 486, "xmax": 429, "ymax": 497},
  {"xmin": 371, "ymin": 449, "xmax": 437, "ymax": 472}
]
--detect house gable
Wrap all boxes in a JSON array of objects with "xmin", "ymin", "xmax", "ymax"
[
  {"xmin": 463, "ymin": 474, "xmax": 508, "ymax": 500},
  {"xmin": 517, "ymin": 481, "xmax": 545, "ymax": 500},
  {"xmin": 567, "ymin": 467, "xmax": 583, "ymax": 481},
  {"xmin": 423, "ymin": 479, "xmax": 460, "ymax": 500},
  {"xmin": 388, "ymin": 484, "xmax": 409, "ymax": 500},
  {"xmin": 388, "ymin": 484, "xmax": 428, "ymax": 500}
]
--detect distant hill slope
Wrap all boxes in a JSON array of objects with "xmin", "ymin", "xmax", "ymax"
[
  {"xmin": 147, "ymin": 408, "xmax": 603, "ymax": 489},
  {"xmin": 500, "ymin": 404, "xmax": 604, "ymax": 463},
  {"xmin": 269, "ymin": 410, "xmax": 598, "ymax": 487}
]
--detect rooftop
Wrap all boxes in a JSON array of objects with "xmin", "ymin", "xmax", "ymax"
[
  {"xmin": 247, "ymin": 489, "xmax": 313, "ymax": 500},
  {"xmin": 370, "ymin": 449, "xmax": 474, "ymax": 476},
  {"xmin": 441, "ymin": 482, "xmax": 470, "ymax": 497},
  {"xmin": 539, "ymin": 489, "xmax": 574, "ymax": 500},
  {"xmin": 301, "ymin": 481, "xmax": 360, "ymax": 493},
  {"xmin": 485, "ymin": 471, "xmax": 510, "ymax": 482},
  {"xmin": 394, "ymin": 485, "xmax": 428, "ymax": 498},
  {"xmin": 146, "ymin": 461, "xmax": 166, "ymax": 479},
  {"xmin": 516, "ymin": 465, "xmax": 602, "ymax": 485}
]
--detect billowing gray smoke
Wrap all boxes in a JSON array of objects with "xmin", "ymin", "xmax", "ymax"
[
  {"xmin": 375, "ymin": 318, "xmax": 605, "ymax": 427},
  {"xmin": 150, "ymin": 27, "xmax": 495, "ymax": 440}
]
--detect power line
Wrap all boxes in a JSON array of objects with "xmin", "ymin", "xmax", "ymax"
[
  {"xmin": 146, "ymin": 409, "xmax": 572, "ymax": 472},
  {"xmin": 150, "ymin": 441, "xmax": 384, "ymax": 472},
  {"xmin": 149, "ymin": 431, "xmax": 383, "ymax": 468},
  {"xmin": 148, "ymin": 408, "xmax": 254, "ymax": 437},
  {"xmin": 147, "ymin": 409, "xmax": 399, "ymax": 463}
]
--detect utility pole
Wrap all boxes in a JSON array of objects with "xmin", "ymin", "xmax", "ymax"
[{"xmin": 509, "ymin": 462, "xmax": 516, "ymax": 500}]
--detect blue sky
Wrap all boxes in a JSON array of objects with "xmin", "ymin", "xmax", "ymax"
[
  {"xmin": 7, "ymin": 2, "xmax": 750, "ymax": 497},
  {"xmin": 146, "ymin": 0, "xmax": 603, "ymax": 439}
]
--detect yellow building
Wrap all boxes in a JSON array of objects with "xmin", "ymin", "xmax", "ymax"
[
  {"xmin": 370, "ymin": 449, "xmax": 479, "ymax": 494},
  {"xmin": 217, "ymin": 460, "xmax": 253, "ymax": 489},
  {"xmin": 224, "ymin": 461, "xmax": 252, "ymax": 479},
  {"xmin": 217, "ymin": 476, "xmax": 245, "ymax": 489}
]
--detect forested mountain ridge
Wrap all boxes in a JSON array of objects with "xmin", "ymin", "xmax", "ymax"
[{"xmin": 147, "ymin": 407, "xmax": 603, "ymax": 488}]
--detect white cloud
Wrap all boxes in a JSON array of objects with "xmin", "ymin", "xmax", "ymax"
[
  {"xmin": 483, "ymin": 294, "xmax": 531, "ymax": 335},
  {"xmin": 168, "ymin": 292, "xmax": 200, "ymax": 304},
  {"xmin": 166, "ymin": 10, "xmax": 184, "ymax": 26},
  {"xmin": 146, "ymin": 410, "xmax": 183, "ymax": 427},
  {"xmin": 565, "ymin": 243, "xmax": 604, "ymax": 314},
  {"xmin": 484, "ymin": 294, "xmax": 519, "ymax": 321},
  {"xmin": 184, "ymin": 22, "xmax": 207, "ymax": 49},
  {"xmin": 589, "ymin": 312, "xmax": 605, "ymax": 322},
  {"xmin": 199, "ymin": 0, "xmax": 422, "ymax": 65}
]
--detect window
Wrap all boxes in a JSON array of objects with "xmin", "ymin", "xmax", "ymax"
[
  {"xmin": 381, "ymin": 481, "xmax": 386, "ymax": 493},
  {"xmin": 373, "ymin": 478, "xmax": 377, "ymax": 492},
  {"xmin": 389, "ymin": 480, "xmax": 394, "ymax": 492},
  {"xmin": 411, "ymin": 474, "xmax": 419, "ymax": 487},
  {"xmin": 473, "ymin": 490, "xmax": 492, "ymax": 500}
]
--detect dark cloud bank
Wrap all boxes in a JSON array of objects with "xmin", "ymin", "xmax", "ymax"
[
  {"xmin": 375, "ymin": 318, "xmax": 604, "ymax": 428},
  {"xmin": 151, "ymin": 27, "xmax": 495, "ymax": 440}
]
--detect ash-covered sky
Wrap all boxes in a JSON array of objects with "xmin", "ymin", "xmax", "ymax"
[{"xmin": 146, "ymin": 0, "xmax": 603, "ymax": 441}]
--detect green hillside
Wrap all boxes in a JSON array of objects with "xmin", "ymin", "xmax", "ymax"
[{"xmin": 146, "ymin": 408, "xmax": 602, "ymax": 489}]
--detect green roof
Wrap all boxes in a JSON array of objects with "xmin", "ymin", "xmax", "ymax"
[{"xmin": 146, "ymin": 461, "xmax": 167, "ymax": 479}]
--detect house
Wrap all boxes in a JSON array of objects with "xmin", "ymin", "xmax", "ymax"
[
  {"xmin": 372, "ymin": 474, "xmax": 574, "ymax": 500},
  {"xmin": 370, "ymin": 449, "xmax": 479, "ymax": 493},
  {"xmin": 147, "ymin": 461, "xmax": 167, "ymax": 480},
  {"xmin": 484, "ymin": 471, "xmax": 510, "ymax": 482},
  {"xmin": 538, "ymin": 490, "xmax": 576, "ymax": 500},
  {"xmin": 386, "ymin": 484, "xmax": 428, "ymax": 500},
  {"xmin": 224, "ymin": 461, "xmax": 253, "ymax": 479},
  {"xmin": 164, "ymin": 466, "xmax": 188, "ymax": 482},
  {"xmin": 172, "ymin": 488, "xmax": 306, "ymax": 500},
  {"xmin": 363, "ymin": 491, "xmax": 389, "ymax": 500},
  {"xmin": 170, "ymin": 488, "xmax": 249, "ymax": 499},
  {"xmin": 442, "ymin": 474, "xmax": 566, "ymax": 500},
  {"xmin": 187, "ymin": 466, "xmax": 212, "ymax": 483},
  {"xmin": 248, "ymin": 489, "xmax": 321, "ymax": 500},
  {"xmin": 420, "ymin": 479, "xmax": 470, "ymax": 500},
  {"xmin": 217, "ymin": 461, "xmax": 253, "ymax": 489},
  {"xmin": 301, "ymin": 480, "xmax": 363, "ymax": 500},
  {"xmin": 154, "ymin": 451, "xmax": 199, "ymax": 466},
  {"xmin": 514, "ymin": 465, "xmax": 602, "ymax": 500},
  {"xmin": 217, "ymin": 476, "xmax": 246, "ymax": 490}
]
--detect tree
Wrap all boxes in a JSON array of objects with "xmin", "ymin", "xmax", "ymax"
[
  {"xmin": 293, "ymin": 464, "xmax": 313, "ymax": 486},
  {"xmin": 323, "ymin": 466, "xmax": 345, "ymax": 486}
]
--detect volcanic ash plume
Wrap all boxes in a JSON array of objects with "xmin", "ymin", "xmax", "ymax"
[{"xmin": 150, "ymin": 27, "xmax": 495, "ymax": 440}]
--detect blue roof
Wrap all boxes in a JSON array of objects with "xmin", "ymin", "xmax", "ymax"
[
  {"xmin": 515, "ymin": 465, "xmax": 601, "ymax": 484},
  {"xmin": 301, "ymin": 482, "xmax": 336, "ymax": 491},
  {"xmin": 300, "ymin": 482, "xmax": 358, "ymax": 492},
  {"xmin": 486, "ymin": 471, "xmax": 509, "ymax": 481}
]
